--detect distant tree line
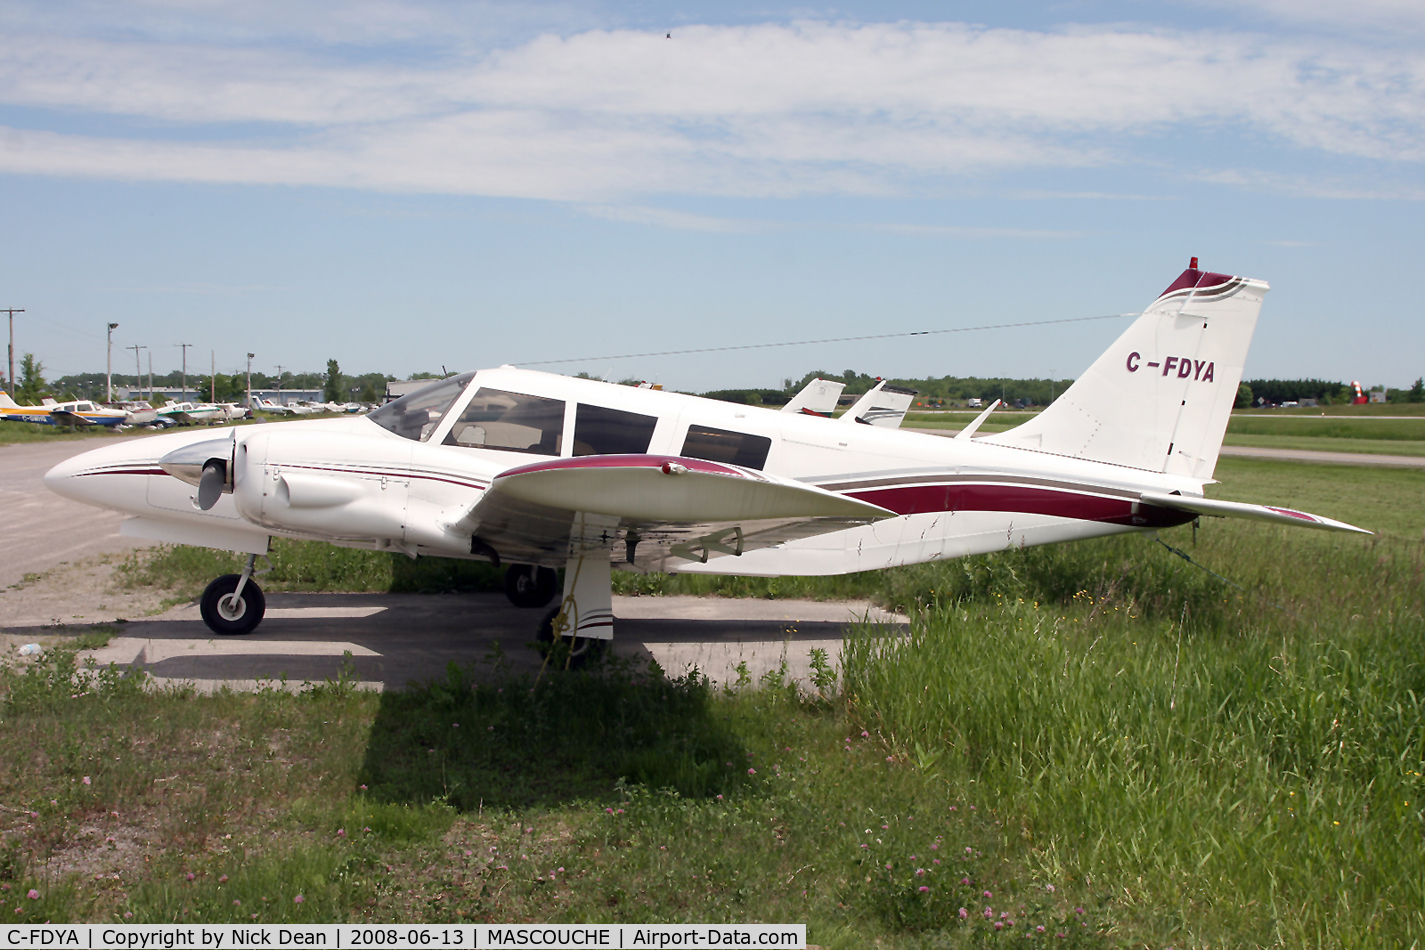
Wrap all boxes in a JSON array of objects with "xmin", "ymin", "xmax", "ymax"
[
  {"xmin": 1241, "ymin": 377, "xmax": 1425, "ymax": 406},
  {"xmin": 699, "ymin": 369, "xmax": 1079, "ymax": 408},
  {"xmin": 27, "ymin": 360, "xmax": 1425, "ymax": 408},
  {"xmin": 49, "ymin": 364, "xmax": 393, "ymax": 404}
]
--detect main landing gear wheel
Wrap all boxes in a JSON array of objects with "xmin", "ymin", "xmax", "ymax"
[
  {"xmin": 504, "ymin": 564, "xmax": 559, "ymax": 608},
  {"xmin": 199, "ymin": 574, "xmax": 266, "ymax": 636},
  {"xmin": 536, "ymin": 607, "xmax": 607, "ymax": 670}
]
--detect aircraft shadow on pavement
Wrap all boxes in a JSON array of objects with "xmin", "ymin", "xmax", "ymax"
[{"xmin": 31, "ymin": 591, "xmax": 882, "ymax": 693}]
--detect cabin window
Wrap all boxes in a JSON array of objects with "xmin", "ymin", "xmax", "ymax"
[
  {"xmin": 367, "ymin": 373, "xmax": 473, "ymax": 442},
  {"xmin": 443, "ymin": 388, "xmax": 565, "ymax": 455},
  {"xmin": 573, "ymin": 404, "xmax": 658, "ymax": 456},
  {"xmin": 681, "ymin": 424, "xmax": 772, "ymax": 470}
]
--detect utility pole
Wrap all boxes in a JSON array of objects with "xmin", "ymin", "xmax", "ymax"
[
  {"xmin": 106, "ymin": 322, "xmax": 120, "ymax": 402},
  {"xmin": 3, "ymin": 308, "xmax": 23, "ymax": 396},
  {"xmin": 210, "ymin": 350, "xmax": 215, "ymax": 403},
  {"xmin": 176, "ymin": 343, "xmax": 192, "ymax": 402},
  {"xmin": 275, "ymin": 364, "xmax": 284, "ymax": 405},
  {"xmin": 246, "ymin": 352, "xmax": 255, "ymax": 411},
  {"xmin": 147, "ymin": 351, "xmax": 154, "ymax": 403},
  {"xmin": 127, "ymin": 344, "xmax": 145, "ymax": 400}
]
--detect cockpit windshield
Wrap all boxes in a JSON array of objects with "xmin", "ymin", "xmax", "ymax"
[{"xmin": 367, "ymin": 373, "xmax": 473, "ymax": 442}]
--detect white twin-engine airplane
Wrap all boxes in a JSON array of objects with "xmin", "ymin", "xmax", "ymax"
[{"xmin": 45, "ymin": 260, "xmax": 1369, "ymax": 657}]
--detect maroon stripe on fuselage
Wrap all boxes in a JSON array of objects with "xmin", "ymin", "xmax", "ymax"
[
  {"xmin": 848, "ymin": 483, "xmax": 1194, "ymax": 528},
  {"xmin": 279, "ymin": 463, "xmax": 487, "ymax": 491},
  {"xmin": 77, "ymin": 467, "xmax": 170, "ymax": 477},
  {"xmin": 498, "ymin": 454, "xmax": 753, "ymax": 480}
]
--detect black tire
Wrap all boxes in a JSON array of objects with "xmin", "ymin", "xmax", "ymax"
[
  {"xmin": 504, "ymin": 564, "xmax": 559, "ymax": 609},
  {"xmin": 199, "ymin": 574, "xmax": 266, "ymax": 636},
  {"xmin": 535, "ymin": 606, "xmax": 607, "ymax": 670}
]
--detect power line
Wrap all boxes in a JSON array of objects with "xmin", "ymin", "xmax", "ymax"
[{"xmin": 511, "ymin": 311, "xmax": 1140, "ymax": 368}]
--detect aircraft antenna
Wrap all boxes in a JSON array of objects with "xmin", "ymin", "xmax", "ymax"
[{"xmin": 513, "ymin": 311, "xmax": 1140, "ymax": 367}]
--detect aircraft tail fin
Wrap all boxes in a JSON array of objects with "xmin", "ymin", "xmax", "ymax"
[
  {"xmin": 841, "ymin": 380, "xmax": 918, "ymax": 427},
  {"xmin": 0, "ymin": 391, "xmax": 18, "ymax": 409},
  {"xmin": 983, "ymin": 259, "xmax": 1267, "ymax": 480},
  {"xmin": 781, "ymin": 378, "xmax": 845, "ymax": 417}
]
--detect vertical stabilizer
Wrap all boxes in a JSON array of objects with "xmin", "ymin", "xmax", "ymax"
[
  {"xmin": 841, "ymin": 380, "xmax": 918, "ymax": 427},
  {"xmin": 782, "ymin": 378, "xmax": 845, "ymax": 417},
  {"xmin": 983, "ymin": 261, "xmax": 1267, "ymax": 480}
]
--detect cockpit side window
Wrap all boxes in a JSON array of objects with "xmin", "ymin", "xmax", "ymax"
[
  {"xmin": 573, "ymin": 404, "xmax": 658, "ymax": 456},
  {"xmin": 367, "ymin": 373, "xmax": 473, "ymax": 442},
  {"xmin": 443, "ymin": 388, "xmax": 565, "ymax": 455},
  {"xmin": 681, "ymin": 424, "xmax": 773, "ymax": 470}
]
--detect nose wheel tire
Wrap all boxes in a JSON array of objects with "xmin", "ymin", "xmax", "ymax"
[
  {"xmin": 199, "ymin": 574, "xmax": 266, "ymax": 636},
  {"xmin": 504, "ymin": 564, "xmax": 559, "ymax": 608},
  {"xmin": 536, "ymin": 607, "xmax": 607, "ymax": 670}
]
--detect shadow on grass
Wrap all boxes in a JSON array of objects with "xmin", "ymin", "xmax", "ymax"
[{"xmin": 355, "ymin": 651, "xmax": 752, "ymax": 811}]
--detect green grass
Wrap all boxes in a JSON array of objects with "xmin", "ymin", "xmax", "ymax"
[
  {"xmin": 841, "ymin": 532, "xmax": 1425, "ymax": 944},
  {"xmin": 16, "ymin": 459, "xmax": 1423, "ymax": 943},
  {"xmin": 1219, "ymin": 416, "xmax": 1425, "ymax": 457},
  {"xmin": 906, "ymin": 414, "xmax": 1425, "ymax": 454},
  {"xmin": 1236, "ymin": 404, "xmax": 1425, "ymax": 417},
  {"xmin": 1222, "ymin": 435, "xmax": 1425, "ymax": 456},
  {"xmin": 1226, "ymin": 416, "xmax": 1425, "ymax": 441},
  {"xmin": 0, "ymin": 645, "xmax": 1103, "ymax": 943},
  {"xmin": 118, "ymin": 539, "xmax": 506, "ymax": 601},
  {"xmin": 0, "ymin": 420, "xmax": 134, "ymax": 445}
]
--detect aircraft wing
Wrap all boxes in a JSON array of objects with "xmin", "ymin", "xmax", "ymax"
[
  {"xmin": 1138, "ymin": 491, "xmax": 1371, "ymax": 534},
  {"xmin": 48, "ymin": 409, "xmax": 93, "ymax": 426},
  {"xmin": 453, "ymin": 454, "xmax": 895, "ymax": 571}
]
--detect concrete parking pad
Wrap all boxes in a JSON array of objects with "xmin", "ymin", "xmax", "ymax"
[{"xmin": 6, "ymin": 592, "xmax": 905, "ymax": 693}]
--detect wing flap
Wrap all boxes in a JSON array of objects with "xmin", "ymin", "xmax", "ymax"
[{"xmin": 1139, "ymin": 491, "xmax": 1371, "ymax": 535}]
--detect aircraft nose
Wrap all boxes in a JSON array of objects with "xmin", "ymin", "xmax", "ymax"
[
  {"xmin": 43, "ymin": 451, "xmax": 90, "ymax": 502},
  {"xmin": 42, "ymin": 438, "xmax": 166, "ymax": 509}
]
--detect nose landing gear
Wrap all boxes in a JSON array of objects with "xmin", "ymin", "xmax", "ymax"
[
  {"xmin": 199, "ymin": 553, "xmax": 267, "ymax": 635},
  {"xmin": 503, "ymin": 564, "xmax": 559, "ymax": 608}
]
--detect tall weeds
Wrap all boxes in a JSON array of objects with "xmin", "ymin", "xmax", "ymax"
[{"xmin": 842, "ymin": 525, "xmax": 1425, "ymax": 942}]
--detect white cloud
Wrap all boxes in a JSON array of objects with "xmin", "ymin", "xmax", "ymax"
[
  {"xmin": 866, "ymin": 223, "xmax": 1089, "ymax": 239},
  {"xmin": 0, "ymin": 17, "xmax": 1422, "ymax": 201},
  {"xmin": 579, "ymin": 204, "xmax": 774, "ymax": 232}
]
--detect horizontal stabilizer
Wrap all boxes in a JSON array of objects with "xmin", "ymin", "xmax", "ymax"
[
  {"xmin": 1138, "ymin": 491, "xmax": 1371, "ymax": 534},
  {"xmin": 954, "ymin": 399, "xmax": 1001, "ymax": 440}
]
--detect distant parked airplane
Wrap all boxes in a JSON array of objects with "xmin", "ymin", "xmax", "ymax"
[{"xmin": 0, "ymin": 393, "xmax": 128, "ymax": 427}]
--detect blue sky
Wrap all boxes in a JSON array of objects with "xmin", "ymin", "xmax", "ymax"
[{"xmin": 2, "ymin": 0, "xmax": 1422, "ymax": 392}]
